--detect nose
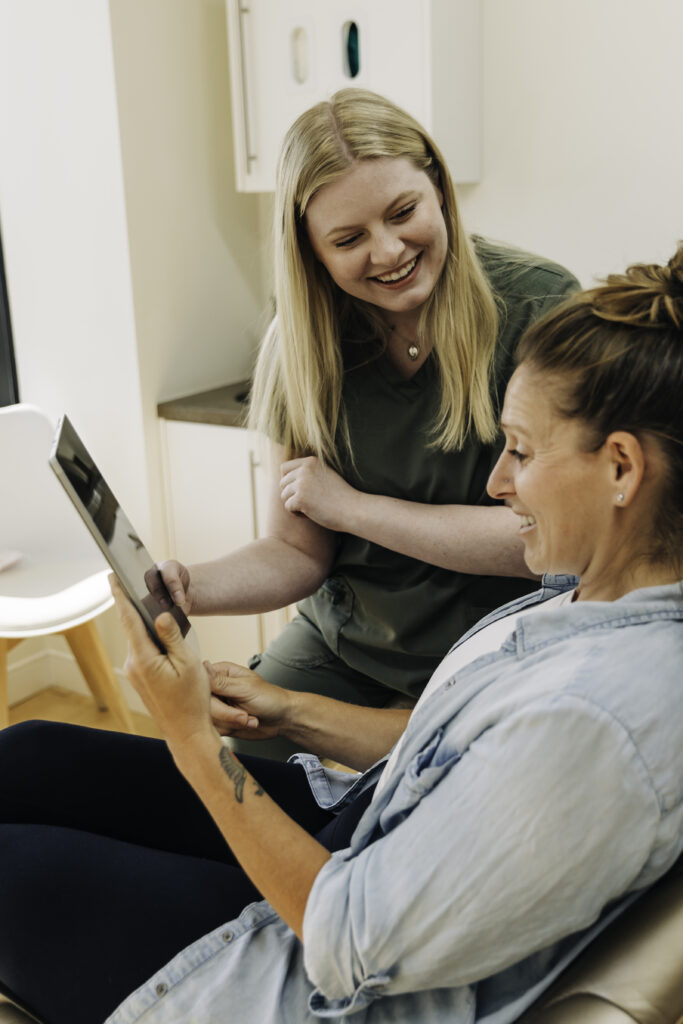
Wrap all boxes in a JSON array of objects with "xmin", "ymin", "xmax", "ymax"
[
  {"xmin": 487, "ymin": 449, "xmax": 515, "ymax": 501},
  {"xmin": 369, "ymin": 226, "xmax": 404, "ymax": 267}
]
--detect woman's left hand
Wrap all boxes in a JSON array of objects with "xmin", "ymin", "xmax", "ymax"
[
  {"xmin": 280, "ymin": 456, "xmax": 358, "ymax": 530},
  {"xmin": 110, "ymin": 576, "xmax": 218, "ymax": 754}
]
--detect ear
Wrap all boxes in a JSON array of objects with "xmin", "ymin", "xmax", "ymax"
[{"xmin": 604, "ymin": 431, "xmax": 646, "ymax": 507}]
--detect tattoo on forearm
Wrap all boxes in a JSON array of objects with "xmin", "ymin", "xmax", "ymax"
[
  {"xmin": 218, "ymin": 746, "xmax": 264, "ymax": 802},
  {"xmin": 219, "ymin": 746, "xmax": 246, "ymax": 801}
]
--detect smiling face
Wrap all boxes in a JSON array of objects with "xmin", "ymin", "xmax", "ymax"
[
  {"xmin": 304, "ymin": 157, "xmax": 448, "ymax": 326},
  {"xmin": 487, "ymin": 365, "xmax": 626, "ymax": 588}
]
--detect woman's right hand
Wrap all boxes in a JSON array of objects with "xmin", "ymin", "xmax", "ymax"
[
  {"xmin": 206, "ymin": 660, "xmax": 292, "ymax": 740},
  {"xmin": 155, "ymin": 559, "xmax": 195, "ymax": 615}
]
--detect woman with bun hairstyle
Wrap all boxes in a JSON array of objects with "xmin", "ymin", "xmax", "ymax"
[
  {"xmin": 158, "ymin": 89, "xmax": 579, "ymax": 756},
  {"xmin": 0, "ymin": 246, "xmax": 680, "ymax": 1024}
]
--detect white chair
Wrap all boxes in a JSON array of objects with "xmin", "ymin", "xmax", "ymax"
[{"xmin": 0, "ymin": 404, "xmax": 134, "ymax": 733}]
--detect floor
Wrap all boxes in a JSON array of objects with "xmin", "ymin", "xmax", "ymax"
[
  {"xmin": 6, "ymin": 688, "xmax": 352, "ymax": 769},
  {"xmin": 7, "ymin": 685, "xmax": 162, "ymax": 737}
]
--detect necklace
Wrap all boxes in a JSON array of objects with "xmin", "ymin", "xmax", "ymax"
[{"xmin": 390, "ymin": 324, "xmax": 420, "ymax": 361}]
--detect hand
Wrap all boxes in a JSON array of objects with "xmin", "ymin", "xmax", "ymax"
[
  {"xmin": 280, "ymin": 456, "xmax": 358, "ymax": 531},
  {"xmin": 110, "ymin": 576, "xmax": 215, "ymax": 753},
  {"xmin": 152, "ymin": 559, "xmax": 195, "ymax": 615},
  {"xmin": 207, "ymin": 660, "xmax": 291, "ymax": 741}
]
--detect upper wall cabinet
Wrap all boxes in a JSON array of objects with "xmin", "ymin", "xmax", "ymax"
[{"xmin": 225, "ymin": 0, "xmax": 481, "ymax": 192}]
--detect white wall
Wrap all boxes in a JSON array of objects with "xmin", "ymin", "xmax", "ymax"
[
  {"xmin": 457, "ymin": 0, "xmax": 683, "ymax": 286},
  {"xmin": 107, "ymin": 0, "xmax": 267, "ymax": 568},
  {"xmin": 108, "ymin": 0, "xmax": 267, "ymax": 415},
  {"xmin": 0, "ymin": 0, "xmax": 149, "ymax": 531},
  {"xmin": 0, "ymin": 0, "xmax": 267, "ymax": 696},
  {"xmin": 0, "ymin": 0, "xmax": 266, "ymax": 552}
]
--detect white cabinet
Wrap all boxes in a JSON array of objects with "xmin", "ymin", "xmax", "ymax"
[
  {"xmin": 226, "ymin": 0, "xmax": 480, "ymax": 192},
  {"xmin": 160, "ymin": 419, "xmax": 290, "ymax": 666}
]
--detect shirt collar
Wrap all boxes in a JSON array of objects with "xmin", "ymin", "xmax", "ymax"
[{"xmin": 512, "ymin": 579, "xmax": 683, "ymax": 654}]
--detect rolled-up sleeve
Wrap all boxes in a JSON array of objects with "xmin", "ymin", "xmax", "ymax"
[{"xmin": 302, "ymin": 694, "xmax": 660, "ymax": 1014}]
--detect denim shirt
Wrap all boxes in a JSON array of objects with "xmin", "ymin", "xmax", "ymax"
[{"xmin": 106, "ymin": 577, "xmax": 683, "ymax": 1024}]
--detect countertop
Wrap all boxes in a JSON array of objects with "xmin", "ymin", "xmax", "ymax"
[{"xmin": 157, "ymin": 381, "xmax": 250, "ymax": 428}]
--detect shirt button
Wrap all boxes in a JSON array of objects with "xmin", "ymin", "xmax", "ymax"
[
  {"xmin": 155, "ymin": 983, "xmax": 168, "ymax": 997},
  {"xmin": 222, "ymin": 930, "xmax": 233, "ymax": 943}
]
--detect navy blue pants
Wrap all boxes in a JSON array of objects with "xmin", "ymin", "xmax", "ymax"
[{"xmin": 0, "ymin": 721, "xmax": 373, "ymax": 1024}]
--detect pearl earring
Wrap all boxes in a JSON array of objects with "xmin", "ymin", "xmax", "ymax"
[{"xmin": 617, "ymin": 492, "xmax": 625, "ymax": 503}]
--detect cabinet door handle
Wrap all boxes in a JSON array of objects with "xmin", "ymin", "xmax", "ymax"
[
  {"xmin": 290, "ymin": 26, "xmax": 309, "ymax": 84},
  {"xmin": 237, "ymin": 3, "xmax": 257, "ymax": 170},
  {"xmin": 342, "ymin": 20, "xmax": 360, "ymax": 78}
]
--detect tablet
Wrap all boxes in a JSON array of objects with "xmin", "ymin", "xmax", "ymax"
[{"xmin": 49, "ymin": 414, "xmax": 191, "ymax": 653}]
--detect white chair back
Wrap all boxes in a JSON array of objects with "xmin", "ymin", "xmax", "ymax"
[{"xmin": 0, "ymin": 404, "xmax": 106, "ymax": 596}]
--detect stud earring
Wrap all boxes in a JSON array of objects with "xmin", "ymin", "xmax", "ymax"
[{"xmin": 617, "ymin": 492, "xmax": 625, "ymax": 503}]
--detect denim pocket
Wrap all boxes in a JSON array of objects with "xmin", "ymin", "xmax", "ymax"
[
  {"xmin": 379, "ymin": 731, "xmax": 461, "ymax": 832},
  {"xmin": 402, "ymin": 731, "xmax": 461, "ymax": 795}
]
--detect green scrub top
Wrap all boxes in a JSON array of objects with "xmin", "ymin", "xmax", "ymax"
[{"xmin": 297, "ymin": 240, "xmax": 580, "ymax": 698}]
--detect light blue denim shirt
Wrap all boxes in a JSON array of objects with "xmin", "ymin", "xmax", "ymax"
[{"xmin": 107, "ymin": 577, "xmax": 683, "ymax": 1024}]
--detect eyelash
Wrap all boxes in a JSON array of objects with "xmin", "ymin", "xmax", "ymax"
[
  {"xmin": 334, "ymin": 202, "xmax": 418, "ymax": 248},
  {"xmin": 335, "ymin": 234, "xmax": 360, "ymax": 249},
  {"xmin": 394, "ymin": 202, "xmax": 417, "ymax": 221},
  {"xmin": 507, "ymin": 448, "xmax": 528, "ymax": 462}
]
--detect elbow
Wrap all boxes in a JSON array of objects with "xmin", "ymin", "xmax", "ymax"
[{"xmin": 303, "ymin": 859, "xmax": 394, "ymax": 1014}]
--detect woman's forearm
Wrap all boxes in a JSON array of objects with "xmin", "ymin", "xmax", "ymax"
[
  {"xmin": 174, "ymin": 730, "xmax": 329, "ymax": 941},
  {"xmin": 113, "ymin": 584, "xmax": 331, "ymax": 942},
  {"xmin": 280, "ymin": 691, "xmax": 411, "ymax": 772},
  {"xmin": 279, "ymin": 456, "xmax": 535, "ymax": 579},
  {"xmin": 189, "ymin": 535, "xmax": 333, "ymax": 616},
  {"xmin": 345, "ymin": 495, "xmax": 535, "ymax": 578}
]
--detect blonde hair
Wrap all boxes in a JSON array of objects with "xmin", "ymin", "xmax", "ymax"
[{"xmin": 248, "ymin": 88, "xmax": 499, "ymax": 466}]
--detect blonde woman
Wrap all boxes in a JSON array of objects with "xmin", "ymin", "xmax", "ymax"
[{"xmin": 160, "ymin": 89, "xmax": 579, "ymax": 756}]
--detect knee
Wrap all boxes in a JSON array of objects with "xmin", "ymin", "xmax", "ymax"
[
  {"xmin": 0, "ymin": 719, "xmax": 54, "ymax": 754},
  {"xmin": 0, "ymin": 824, "xmax": 56, "ymax": 924},
  {"xmin": 0, "ymin": 720, "xmax": 67, "ymax": 782}
]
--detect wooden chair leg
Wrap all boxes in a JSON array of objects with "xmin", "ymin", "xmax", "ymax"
[
  {"xmin": 0, "ymin": 638, "xmax": 21, "ymax": 729},
  {"xmin": 62, "ymin": 620, "xmax": 136, "ymax": 734},
  {"xmin": 0, "ymin": 638, "xmax": 9, "ymax": 730}
]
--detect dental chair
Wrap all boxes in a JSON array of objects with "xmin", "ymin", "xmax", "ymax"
[{"xmin": 517, "ymin": 853, "xmax": 683, "ymax": 1023}]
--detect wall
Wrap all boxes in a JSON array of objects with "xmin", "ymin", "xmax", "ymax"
[
  {"xmin": 0, "ymin": 0, "xmax": 266, "ymax": 704},
  {"xmin": 0, "ymin": 0, "xmax": 148, "ymax": 528},
  {"xmin": 458, "ymin": 0, "xmax": 683, "ymax": 286},
  {"xmin": 108, "ymin": 0, "xmax": 267, "ymax": 476}
]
